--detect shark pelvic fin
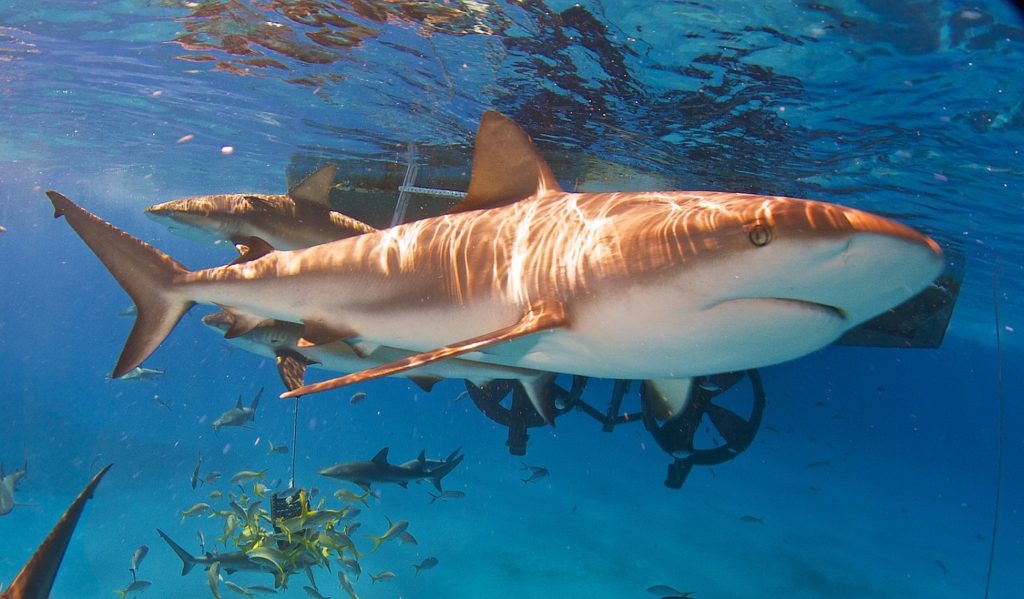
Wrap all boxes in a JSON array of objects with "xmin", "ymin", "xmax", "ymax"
[
  {"xmin": 289, "ymin": 164, "xmax": 338, "ymax": 206},
  {"xmin": 3, "ymin": 465, "xmax": 111, "ymax": 599},
  {"xmin": 281, "ymin": 300, "xmax": 569, "ymax": 399},
  {"xmin": 275, "ymin": 350, "xmax": 316, "ymax": 393},
  {"xmin": 520, "ymin": 372, "xmax": 559, "ymax": 426},
  {"xmin": 46, "ymin": 191, "xmax": 194, "ymax": 378},
  {"xmin": 644, "ymin": 378, "xmax": 695, "ymax": 422},
  {"xmin": 299, "ymin": 320, "xmax": 357, "ymax": 347},
  {"xmin": 449, "ymin": 111, "xmax": 563, "ymax": 214}
]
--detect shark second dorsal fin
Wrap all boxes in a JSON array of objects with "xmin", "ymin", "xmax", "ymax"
[
  {"xmin": 371, "ymin": 448, "xmax": 389, "ymax": 465},
  {"xmin": 289, "ymin": 164, "xmax": 338, "ymax": 206},
  {"xmin": 228, "ymin": 236, "xmax": 275, "ymax": 266},
  {"xmin": 448, "ymin": 111, "xmax": 563, "ymax": 214}
]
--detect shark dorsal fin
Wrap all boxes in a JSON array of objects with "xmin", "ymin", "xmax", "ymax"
[
  {"xmin": 448, "ymin": 111, "xmax": 563, "ymax": 214},
  {"xmin": 228, "ymin": 236, "xmax": 275, "ymax": 266},
  {"xmin": 289, "ymin": 164, "xmax": 337, "ymax": 206},
  {"xmin": 371, "ymin": 448, "xmax": 389, "ymax": 465},
  {"xmin": 417, "ymin": 450, "xmax": 426, "ymax": 464},
  {"xmin": 234, "ymin": 395, "xmax": 243, "ymax": 409}
]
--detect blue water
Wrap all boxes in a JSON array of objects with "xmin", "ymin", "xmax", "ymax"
[{"xmin": 1, "ymin": 1, "xmax": 1023, "ymax": 597}]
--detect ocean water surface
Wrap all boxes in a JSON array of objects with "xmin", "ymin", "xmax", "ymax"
[{"xmin": 1, "ymin": 1, "xmax": 1022, "ymax": 597}]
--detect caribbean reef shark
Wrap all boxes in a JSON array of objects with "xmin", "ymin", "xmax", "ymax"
[
  {"xmin": 1, "ymin": 465, "xmax": 111, "ymax": 599},
  {"xmin": 145, "ymin": 164, "xmax": 376, "ymax": 250},
  {"xmin": 319, "ymin": 447, "xmax": 464, "ymax": 491},
  {"xmin": 45, "ymin": 111, "xmax": 944, "ymax": 418}
]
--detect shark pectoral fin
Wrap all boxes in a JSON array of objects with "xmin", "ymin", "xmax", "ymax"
[
  {"xmin": 299, "ymin": 320, "xmax": 357, "ymax": 347},
  {"xmin": 448, "ymin": 111, "xmax": 564, "ymax": 214},
  {"xmin": 275, "ymin": 350, "xmax": 314, "ymax": 392},
  {"xmin": 521, "ymin": 372, "xmax": 559, "ymax": 426},
  {"xmin": 46, "ymin": 191, "xmax": 195, "ymax": 378},
  {"xmin": 289, "ymin": 164, "xmax": 338, "ymax": 206},
  {"xmin": 281, "ymin": 301, "xmax": 569, "ymax": 399},
  {"xmin": 228, "ymin": 236, "xmax": 275, "ymax": 265},
  {"xmin": 408, "ymin": 376, "xmax": 442, "ymax": 393},
  {"xmin": 644, "ymin": 378, "xmax": 695, "ymax": 422}
]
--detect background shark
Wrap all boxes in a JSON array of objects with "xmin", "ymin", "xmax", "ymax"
[
  {"xmin": 45, "ymin": 111, "xmax": 944, "ymax": 407},
  {"xmin": 319, "ymin": 447, "xmax": 464, "ymax": 492},
  {"xmin": 145, "ymin": 164, "xmax": 377, "ymax": 250}
]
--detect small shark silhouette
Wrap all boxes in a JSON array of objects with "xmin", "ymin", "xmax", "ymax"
[
  {"xmin": 145, "ymin": 164, "xmax": 376, "ymax": 250},
  {"xmin": 212, "ymin": 389, "xmax": 261, "ymax": 430},
  {"xmin": 1, "ymin": 465, "xmax": 111, "ymax": 599},
  {"xmin": 319, "ymin": 447, "xmax": 463, "ymax": 492}
]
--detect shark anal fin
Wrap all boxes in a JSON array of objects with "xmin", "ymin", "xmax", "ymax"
[
  {"xmin": 281, "ymin": 301, "xmax": 568, "ymax": 399},
  {"xmin": 449, "ymin": 111, "xmax": 563, "ymax": 214},
  {"xmin": 275, "ymin": 350, "xmax": 315, "ymax": 393},
  {"xmin": 289, "ymin": 164, "xmax": 337, "ymax": 206},
  {"xmin": 228, "ymin": 236, "xmax": 275, "ymax": 265},
  {"xmin": 299, "ymin": 320, "xmax": 357, "ymax": 347},
  {"xmin": 3, "ymin": 465, "xmax": 112, "ymax": 599}
]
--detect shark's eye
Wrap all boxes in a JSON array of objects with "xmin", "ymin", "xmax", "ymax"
[{"xmin": 748, "ymin": 223, "xmax": 772, "ymax": 247}]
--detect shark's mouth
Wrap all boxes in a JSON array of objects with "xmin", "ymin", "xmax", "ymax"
[{"xmin": 711, "ymin": 297, "xmax": 849, "ymax": 322}]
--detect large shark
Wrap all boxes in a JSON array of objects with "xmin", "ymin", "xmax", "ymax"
[
  {"xmin": 45, "ymin": 111, "xmax": 944, "ymax": 409},
  {"xmin": 1, "ymin": 465, "xmax": 111, "ymax": 599},
  {"xmin": 145, "ymin": 165, "xmax": 377, "ymax": 250}
]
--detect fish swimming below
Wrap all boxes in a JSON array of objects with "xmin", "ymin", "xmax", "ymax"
[{"xmin": 45, "ymin": 111, "xmax": 944, "ymax": 419}]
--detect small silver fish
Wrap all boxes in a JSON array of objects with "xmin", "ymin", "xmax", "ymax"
[
  {"xmin": 191, "ymin": 455, "xmax": 203, "ymax": 490},
  {"xmin": 739, "ymin": 515, "xmax": 764, "ymax": 524},
  {"xmin": 129, "ymin": 545, "xmax": 148, "ymax": 581},
  {"xmin": 348, "ymin": 391, "xmax": 367, "ymax": 405},
  {"xmin": 370, "ymin": 570, "xmax": 395, "ymax": 583},
  {"xmin": 428, "ymin": 490, "xmax": 465, "ymax": 503}
]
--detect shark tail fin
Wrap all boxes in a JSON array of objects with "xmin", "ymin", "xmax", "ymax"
[
  {"xmin": 429, "ymin": 453, "xmax": 465, "ymax": 493},
  {"xmin": 46, "ymin": 191, "xmax": 195, "ymax": 378},
  {"xmin": 156, "ymin": 529, "xmax": 197, "ymax": 576}
]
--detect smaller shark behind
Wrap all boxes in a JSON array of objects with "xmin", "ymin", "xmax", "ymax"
[
  {"xmin": 145, "ymin": 164, "xmax": 377, "ymax": 250},
  {"xmin": 320, "ymin": 447, "xmax": 463, "ymax": 492},
  {"xmin": 212, "ymin": 389, "xmax": 261, "ymax": 430}
]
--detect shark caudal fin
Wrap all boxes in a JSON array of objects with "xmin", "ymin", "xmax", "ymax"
[
  {"xmin": 46, "ymin": 191, "xmax": 195, "ymax": 378},
  {"xmin": 156, "ymin": 529, "xmax": 198, "ymax": 576},
  {"xmin": 428, "ymin": 453, "xmax": 465, "ymax": 493},
  {"xmin": 447, "ymin": 110, "xmax": 563, "ymax": 214},
  {"xmin": 2, "ymin": 465, "xmax": 112, "ymax": 599}
]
